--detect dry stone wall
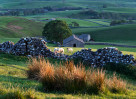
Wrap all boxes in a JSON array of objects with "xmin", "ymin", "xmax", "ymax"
[
  {"xmin": 69, "ymin": 47, "xmax": 135, "ymax": 67},
  {"xmin": 0, "ymin": 38, "xmax": 135, "ymax": 67},
  {"xmin": 0, "ymin": 41, "xmax": 14, "ymax": 53}
]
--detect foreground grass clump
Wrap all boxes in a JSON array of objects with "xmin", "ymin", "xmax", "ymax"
[
  {"xmin": 27, "ymin": 58, "xmax": 127, "ymax": 94},
  {"xmin": 0, "ymin": 87, "xmax": 39, "ymax": 99},
  {"xmin": 106, "ymin": 73, "xmax": 127, "ymax": 93}
]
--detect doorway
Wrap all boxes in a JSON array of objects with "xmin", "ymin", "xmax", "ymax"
[{"xmin": 73, "ymin": 44, "xmax": 76, "ymax": 47}]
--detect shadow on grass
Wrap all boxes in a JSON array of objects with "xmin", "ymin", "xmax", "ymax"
[
  {"xmin": 6, "ymin": 65, "xmax": 26, "ymax": 71},
  {"xmin": 0, "ymin": 75, "xmax": 41, "ymax": 90}
]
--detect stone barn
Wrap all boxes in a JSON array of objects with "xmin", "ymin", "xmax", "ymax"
[
  {"xmin": 78, "ymin": 34, "xmax": 91, "ymax": 42},
  {"xmin": 63, "ymin": 35, "xmax": 84, "ymax": 47}
]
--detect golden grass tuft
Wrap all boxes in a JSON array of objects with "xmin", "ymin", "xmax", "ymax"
[
  {"xmin": 27, "ymin": 57, "xmax": 127, "ymax": 94},
  {"xmin": 106, "ymin": 73, "xmax": 127, "ymax": 93}
]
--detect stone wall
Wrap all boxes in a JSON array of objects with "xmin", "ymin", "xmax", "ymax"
[
  {"xmin": 0, "ymin": 38, "xmax": 135, "ymax": 67},
  {"xmin": 69, "ymin": 47, "xmax": 135, "ymax": 67},
  {"xmin": 0, "ymin": 41, "xmax": 14, "ymax": 53}
]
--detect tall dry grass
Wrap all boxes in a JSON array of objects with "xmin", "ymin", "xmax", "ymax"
[
  {"xmin": 27, "ymin": 58, "xmax": 127, "ymax": 94},
  {"xmin": 106, "ymin": 73, "xmax": 127, "ymax": 93}
]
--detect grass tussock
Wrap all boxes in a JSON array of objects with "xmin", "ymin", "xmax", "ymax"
[
  {"xmin": 106, "ymin": 73, "xmax": 127, "ymax": 93},
  {"xmin": 0, "ymin": 87, "xmax": 39, "ymax": 99},
  {"xmin": 27, "ymin": 58, "xmax": 127, "ymax": 94}
]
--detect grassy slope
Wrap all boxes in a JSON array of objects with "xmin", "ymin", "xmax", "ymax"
[
  {"xmin": 0, "ymin": 51, "xmax": 136, "ymax": 98},
  {"xmin": 103, "ymin": 7, "xmax": 136, "ymax": 13},
  {"xmin": 0, "ymin": 0, "xmax": 116, "ymax": 9},
  {"xmin": 72, "ymin": 23, "xmax": 136, "ymax": 43},
  {"xmin": 0, "ymin": 16, "xmax": 44, "ymax": 38}
]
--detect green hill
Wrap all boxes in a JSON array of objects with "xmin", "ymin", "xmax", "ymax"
[
  {"xmin": 0, "ymin": 16, "xmax": 44, "ymax": 38},
  {"xmin": 72, "ymin": 24, "xmax": 136, "ymax": 44}
]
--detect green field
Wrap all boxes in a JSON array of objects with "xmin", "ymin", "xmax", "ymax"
[
  {"xmin": 0, "ymin": 46, "xmax": 136, "ymax": 98},
  {"xmin": 0, "ymin": 0, "xmax": 116, "ymax": 9},
  {"xmin": 0, "ymin": 16, "xmax": 136, "ymax": 46},
  {"xmin": 0, "ymin": 16, "xmax": 44, "ymax": 38},
  {"xmin": 0, "ymin": 0, "xmax": 136, "ymax": 98},
  {"xmin": 103, "ymin": 7, "xmax": 136, "ymax": 13},
  {"xmin": 72, "ymin": 23, "xmax": 136, "ymax": 45},
  {"xmin": 56, "ymin": 18, "xmax": 103, "ymax": 27}
]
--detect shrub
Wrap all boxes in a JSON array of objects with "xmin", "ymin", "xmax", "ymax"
[{"xmin": 27, "ymin": 58, "xmax": 127, "ymax": 94}]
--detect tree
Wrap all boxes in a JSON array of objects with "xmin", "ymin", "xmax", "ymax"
[{"xmin": 42, "ymin": 20, "xmax": 72, "ymax": 44}]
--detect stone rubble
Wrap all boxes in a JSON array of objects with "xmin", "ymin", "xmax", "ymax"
[
  {"xmin": 0, "ymin": 37, "xmax": 135, "ymax": 67},
  {"xmin": 0, "ymin": 41, "xmax": 14, "ymax": 53},
  {"xmin": 69, "ymin": 47, "xmax": 135, "ymax": 67},
  {"xmin": 10, "ymin": 37, "xmax": 68, "ymax": 60}
]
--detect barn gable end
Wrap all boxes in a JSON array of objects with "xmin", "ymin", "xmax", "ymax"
[{"xmin": 63, "ymin": 35, "xmax": 84, "ymax": 47}]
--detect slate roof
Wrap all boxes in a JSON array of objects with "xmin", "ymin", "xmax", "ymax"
[
  {"xmin": 63, "ymin": 35, "xmax": 84, "ymax": 44},
  {"xmin": 79, "ymin": 34, "xmax": 90, "ymax": 38}
]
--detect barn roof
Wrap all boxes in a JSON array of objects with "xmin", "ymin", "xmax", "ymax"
[
  {"xmin": 79, "ymin": 34, "xmax": 90, "ymax": 38},
  {"xmin": 63, "ymin": 35, "xmax": 84, "ymax": 44}
]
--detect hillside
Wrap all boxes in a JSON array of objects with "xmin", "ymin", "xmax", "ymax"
[
  {"xmin": 0, "ymin": 16, "xmax": 44, "ymax": 38},
  {"xmin": 0, "ymin": 0, "xmax": 136, "ymax": 9},
  {"xmin": 72, "ymin": 23, "xmax": 136, "ymax": 44}
]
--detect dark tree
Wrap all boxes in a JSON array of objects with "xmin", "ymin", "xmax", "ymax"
[{"xmin": 42, "ymin": 20, "xmax": 72, "ymax": 44}]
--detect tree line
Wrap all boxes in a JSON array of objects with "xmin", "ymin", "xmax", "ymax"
[
  {"xmin": 0, "ymin": 6, "xmax": 83, "ymax": 16},
  {"xmin": 69, "ymin": 9, "xmax": 136, "ymax": 20}
]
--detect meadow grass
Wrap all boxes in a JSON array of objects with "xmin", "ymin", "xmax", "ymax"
[
  {"xmin": 0, "ymin": 52, "xmax": 136, "ymax": 98},
  {"xmin": 56, "ymin": 18, "xmax": 102, "ymax": 27},
  {"xmin": 0, "ymin": 16, "xmax": 136, "ymax": 46},
  {"xmin": 0, "ymin": 0, "xmax": 116, "ymax": 9},
  {"xmin": 27, "ymin": 58, "xmax": 127, "ymax": 94},
  {"xmin": 72, "ymin": 23, "xmax": 136, "ymax": 44},
  {"xmin": 0, "ymin": 16, "xmax": 44, "ymax": 38},
  {"xmin": 103, "ymin": 7, "xmax": 136, "ymax": 13}
]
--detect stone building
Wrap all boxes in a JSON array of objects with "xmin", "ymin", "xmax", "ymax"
[
  {"xmin": 78, "ymin": 34, "xmax": 91, "ymax": 42},
  {"xmin": 63, "ymin": 35, "xmax": 84, "ymax": 47}
]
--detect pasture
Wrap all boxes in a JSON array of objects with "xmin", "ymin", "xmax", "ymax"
[
  {"xmin": 0, "ymin": 16, "xmax": 44, "ymax": 38},
  {"xmin": 0, "ymin": 0, "xmax": 136, "ymax": 98},
  {"xmin": 72, "ymin": 23, "xmax": 136, "ymax": 45},
  {"xmin": 0, "ymin": 0, "xmax": 116, "ymax": 9},
  {"xmin": 0, "ymin": 48, "xmax": 136, "ymax": 98},
  {"xmin": 103, "ymin": 7, "xmax": 136, "ymax": 13}
]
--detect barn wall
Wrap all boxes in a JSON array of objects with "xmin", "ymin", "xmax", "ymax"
[{"xmin": 63, "ymin": 39, "xmax": 84, "ymax": 47}]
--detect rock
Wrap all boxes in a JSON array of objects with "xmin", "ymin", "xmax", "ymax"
[
  {"xmin": 0, "ymin": 41, "xmax": 14, "ymax": 53},
  {"xmin": 69, "ymin": 47, "xmax": 135, "ymax": 67}
]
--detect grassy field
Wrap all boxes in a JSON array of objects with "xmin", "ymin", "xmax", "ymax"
[
  {"xmin": 0, "ymin": 16, "xmax": 44, "ymax": 38},
  {"xmin": 24, "ymin": 10, "xmax": 82, "ymax": 20},
  {"xmin": 0, "ymin": 14, "xmax": 136, "ymax": 46},
  {"xmin": 103, "ymin": 7, "xmax": 136, "ymax": 13},
  {"xmin": 56, "ymin": 18, "xmax": 103, "ymax": 27},
  {"xmin": 72, "ymin": 23, "xmax": 136, "ymax": 45},
  {"xmin": 0, "ymin": 0, "xmax": 116, "ymax": 9},
  {"xmin": 0, "ymin": 50, "xmax": 136, "ymax": 98}
]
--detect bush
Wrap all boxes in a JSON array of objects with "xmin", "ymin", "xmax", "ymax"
[
  {"xmin": 104, "ymin": 63, "xmax": 136, "ymax": 78},
  {"xmin": 27, "ymin": 58, "xmax": 127, "ymax": 94}
]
